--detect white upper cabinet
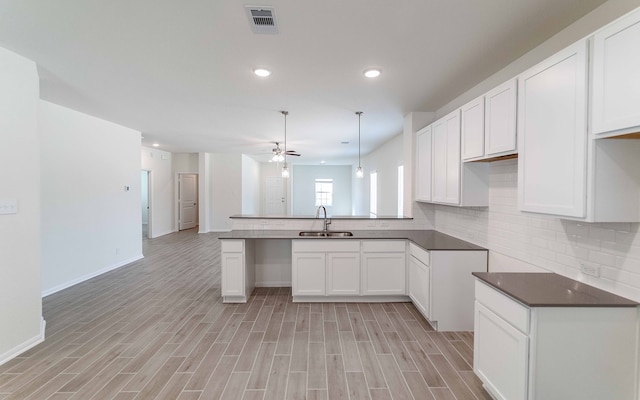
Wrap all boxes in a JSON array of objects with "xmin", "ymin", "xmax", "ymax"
[
  {"xmin": 415, "ymin": 125, "xmax": 432, "ymax": 202},
  {"xmin": 432, "ymin": 110, "xmax": 489, "ymax": 207},
  {"xmin": 462, "ymin": 78, "xmax": 517, "ymax": 162},
  {"xmin": 518, "ymin": 40, "xmax": 588, "ymax": 218},
  {"xmin": 592, "ymin": 8, "xmax": 640, "ymax": 137},
  {"xmin": 485, "ymin": 79, "xmax": 517, "ymax": 157},
  {"xmin": 432, "ymin": 110, "xmax": 461, "ymax": 205},
  {"xmin": 461, "ymin": 96, "xmax": 485, "ymax": 161}
]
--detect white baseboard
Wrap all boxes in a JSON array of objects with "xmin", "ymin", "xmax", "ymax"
[
  {"xmin": 41, "ymin": 254, "xmax": 144, "ymax": 298},
  {"xmin": 150, "ymin": 229, "xmax": 177, "ymax": 238},
  {"xmin": 255, "ymin": 281, "xmax": 292, "ymax": 287},
  {"xmin": 0, "ymin": 317, "xmax": 46, "ymax": 367}
]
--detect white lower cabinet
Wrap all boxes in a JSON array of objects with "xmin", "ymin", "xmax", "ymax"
[
  {"xmin": 408, "ymin": 247, "xmax": 430, "ymax": 318},
  {"xmin": 361, "ymin": 241, "xmax": 406, "ymax": 295},
  {"xmin": 474, "ymin": 280, "xmax": 639, "ymax": 400},
  {"xmin": 326, "ymin": 252, "xmax": 360, "ymax": 295},
  {"xmin": 409, "ymin": 243, "xmax": 487, "ymax": 331},
  {"xmin": 292, "ymin": 240, "xmax": 360, "ymax": 298},
  {"xmin": 291, "ymin": 252, "xmax": 326, "ymax": 295},
  {"xmin": 221, "ymin": 239, "xmax": 255, "ymax": 303},
  {"xmin": 474, "ymin": 301, "xmax": 529, "ymax": 400}
]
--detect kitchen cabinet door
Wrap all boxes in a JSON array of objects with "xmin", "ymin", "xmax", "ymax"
[
  {"xmin": 592, "ymin": 8, "xmax": 640, "ymax": 137},
  {"xmin": 485, "ymin": 79, "xmax": 517, "ymax": 157},
  {"xmin": 408, "ymin": 255, "xmax": 430, "ymax": 318},
  {"xmin": 326, "ymin": 252, "xmax": 360, "ymax": 295},
  {"xmin": 461, "ymin": 96, "xmax": 485, "ymax": 161},
  {"xmin": 432, "ymin": 110, "xmax": 461, "ymax": 205},
  {"xmin": 474, "ymin": 302, "xmax": 529, "ymax": 400},
  {"xmin": 415, "ymin": 125, "xmax": 433, "ymax": 202},
  {"xmin": 361, "ymin": 253, "xmax": 406, "ymax": 295},
  {"xmin": 518, "ymin": 40, "xmax": 587, "ymax": 218},
  {"xmin": 221, "ymin": 252, "xmax": 245, "ymax": 297},
  {"xmin": 292, "ymin": 252, "xmax": 326, "ymax": 296}
]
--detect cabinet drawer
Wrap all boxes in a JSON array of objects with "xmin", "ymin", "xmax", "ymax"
[
  {"xmin": 293, "ymin": 240, "xmax": 360, "ymax": 253},
  {"xmin": 221, "ymin": 240, "xmax": 244, "ymax": 253},
  {"xmin": 475, "ymin": 280, "xmax": 529, "ymax": 333},
  {"xmin": 409, "ymin": 243, "xmax": 430, "ymax": 265},
  {"xmin": 362, "ymin": 240, "xmax": 405, "ymax": 253}
]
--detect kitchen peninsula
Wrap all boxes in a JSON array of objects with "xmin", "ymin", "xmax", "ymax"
[{"xmin": 219, "ymin": 228, "xmax": 488, "ymax": 331}]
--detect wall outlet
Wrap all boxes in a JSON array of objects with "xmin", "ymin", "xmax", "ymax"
[{"xmin": 580, "ymin": 263, "xmax": 600, "ymax": 277}]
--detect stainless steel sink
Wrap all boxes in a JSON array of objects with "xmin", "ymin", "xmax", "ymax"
[{"xmin": 298, "ymin": 231, "xmax": 353, "ymax": 237}]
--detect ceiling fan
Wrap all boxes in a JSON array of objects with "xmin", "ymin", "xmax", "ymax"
[{"xmin": 271, "ymin": 141, "xmax": 301, "ymax": 161}]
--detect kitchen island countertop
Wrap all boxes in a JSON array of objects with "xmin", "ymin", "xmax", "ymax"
[{"xmin": 218, "ymin": 229, "xmax": 486, "ymax": 251}]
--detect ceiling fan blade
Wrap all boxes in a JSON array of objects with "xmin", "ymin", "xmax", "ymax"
[{"xmin": 288, "ymin": 153, "xmax": 301, "ymax": 156}]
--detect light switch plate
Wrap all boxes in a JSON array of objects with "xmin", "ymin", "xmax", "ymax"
[{"xmin": 0, "ymin": 200, "xmax": 18, "ymax": 215}]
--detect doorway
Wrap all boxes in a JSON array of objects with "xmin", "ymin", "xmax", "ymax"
[
  {"xmin": 178, "ymin": 173, "xmax": 199, "ymax": 230},
  {"xmin": 141, "ymin": 170, "xmax": 151, "ymax": 238},
  {"xmin": 265, "ymin": 176, "xmax": 286, "ymax": 215}
]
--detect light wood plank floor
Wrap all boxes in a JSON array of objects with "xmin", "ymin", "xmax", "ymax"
[{"xmin": 0, "ymin": 229, "xmax": 490, "ymax": 399}]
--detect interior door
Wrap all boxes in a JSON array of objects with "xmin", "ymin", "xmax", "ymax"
[
  {"xmin": 265, "ymin": 176, "xmax": 286, "ymax": 215},
  {"xmin": 179, "ymin": 174, "xmax": 198, "ymax": 230}
]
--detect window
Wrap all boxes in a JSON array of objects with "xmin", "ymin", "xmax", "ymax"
[
  {"xmin": 370, "ymin": 172, "xmax": 377, "ymax": 216},
  {"xmin": 398, "ymin": 165, "xmax": 404, "ymax": 216},
  {"xmin": 315, "ymin": 179, "xmax": 333, "ymax": 206}
]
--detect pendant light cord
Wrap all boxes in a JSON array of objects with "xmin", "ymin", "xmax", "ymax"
[{"xmin": 356, "ymin": 111, "xmax": 363, "ymax": 167}]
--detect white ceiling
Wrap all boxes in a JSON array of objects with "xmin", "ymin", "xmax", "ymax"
[{"xmin": 0, "ymin": 0, "xmax": 606, "ymax": 164}]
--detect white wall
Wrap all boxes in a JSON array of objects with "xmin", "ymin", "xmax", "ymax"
[
  {"xmin": 198, "ymin": 153, "xmax": 212, "ymax": 232},
  {"xmin": 242, "ymin": 155, "xmax": 260, "ymax": 214},
  {"xmin": 40, "ymin": 101, "xmax": 143, "ymax": 296},
  {"xmin": 209, "ymin": 153, "xmax": 242, "ymax": 231},
  {"xmin": 358, "ymin": 134, "xmax": 404, "ymax": 216},
  {"xmin": 141, "ymin": 171, "xmax": 149, "ymax": 225},
  {"xmin": 141, "ymin": 147, "xmax": 175, "ymax": 237},
  {"xmin": 292, "ymin": 165, "xmax": 352, "ymax": 216},
  {"xmin": 0, "ymin": 47, "xmax": 44, "ymax": 365},
  {"xmin": 173, "ymin": 153, "xmax": 199, "ymax": 173}
]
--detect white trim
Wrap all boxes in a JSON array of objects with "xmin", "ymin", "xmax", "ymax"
[
  {"xmin": 42, "ymin": 255, "xmax": 144, "ymax": 297},
  {"xmin": 150, "ymin": 229, "xmax": 178, "ymax": 239},
  {"xmin": 292, "ymin": 295, "xmax": 411, "ymax": 303},
  {"xmin": 201, "ymin": 229, "xmax": 232, "ymax": 233},
  {"xmin": 0, "ymin": 317, "xmax": 46, "ymax": 367},
  {"xmin": 255, "ymin": 281, "xmax": 292, "ymax": 287}
]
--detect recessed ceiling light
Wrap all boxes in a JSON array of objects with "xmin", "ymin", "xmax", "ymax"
[
  {"xmin": 253, "ymin": 68, "xmax": 271, "ymax": 77},
  {"xmin": 152, "ymin": 143, "xmax": 159, "ymax": 147},
  {"xmin": 320, "ymin": 160, "xmax": 325, "ymax": 164},
  {"xmin": 363, "ymin": 68, "xmax": 382, "ymax": 78}
]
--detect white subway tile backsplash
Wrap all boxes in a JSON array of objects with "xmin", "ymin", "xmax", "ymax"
[{"xmin": 433, "ymin": 158, "xmax": 640, "ymax": 302}]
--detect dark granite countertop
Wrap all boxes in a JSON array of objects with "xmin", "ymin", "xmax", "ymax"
[
  {"xmin": 218, "ymin": 229, "xmax": 486, "ymax": 251},
  {"xmin": 473, "ymin": 272, "xmax": 638, "ymax": 307},
  {"xmin": 229, "ymin": 214, "xmax": 413, "ymax": 220}
]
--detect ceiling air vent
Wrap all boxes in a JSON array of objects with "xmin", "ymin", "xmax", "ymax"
[{"xmin": 245, "ymin": 6, "xmax": 278, "ymax": 34}]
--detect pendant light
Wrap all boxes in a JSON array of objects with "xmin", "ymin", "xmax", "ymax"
[
  {"xmin": 281, "ymin": 111, "xmax": 290, "ymax": 178},
  {"xmin": 356, "ymin": 111, "xmax": 364, "ymax": 178}
]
